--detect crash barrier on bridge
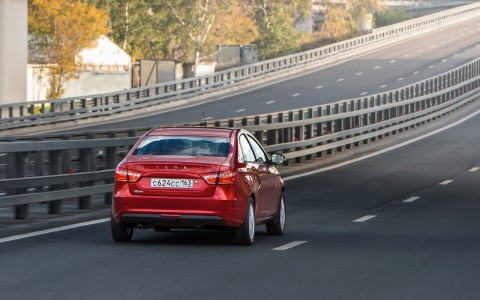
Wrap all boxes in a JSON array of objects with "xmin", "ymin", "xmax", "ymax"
[
  {"xmin": 1, "ymin": 57, "xmax": 480, "ymax": 220},
  {"xmin": 2, "ymin": 2, "xmax": 480, "ymax": 132}
]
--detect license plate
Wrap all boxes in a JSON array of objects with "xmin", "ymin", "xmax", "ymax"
[{"xmin": 151, "ymin": 178, "xmax": 193, "ymax": 189}]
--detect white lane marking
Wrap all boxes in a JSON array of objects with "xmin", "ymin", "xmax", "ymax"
[
  {"xmin": 454, "ymin": 53, "xmax": 459, "ymax": 57},
  {"xmin": 273, "ymin": 241, "xmax": 308, "ymax": 251},
  {"xmin": 374, "ymin": 66, "xmax": 380, "ymax": 70},
  {"xmin": 360, "ymin": 92, "xmax": 368, "ymax": 96},
  {"xmin": 236, "ymin": 109, "xmax": 246, "ymax": 113},
  {"xmin": 380, "ymin": 85, "xmax": 387, "ymax": 88},
  {"xmin": 292, "ymin": 93, "xmax": 301, "ymax": 97},
  {"xmin": 429, "ymin": 65, "xmax": 435, "ymax": 69},
  {"xmin": 0, "ymin": 218, "xmax": 110, "ymax": 244},
  {"xmin": 439, "ymin": 180, "xmax": 453, "ymax": 185},
  {"xmin": 403, "ymin": 196, "xmax": 420, "ymax": 203},
  {"xmin": 353, "ymin": 215, "xmax": 376, "ymax": 223},
  {"xmin": 469, "ymin": 167, "xmax": 480, "ymax": 172},
  {"xmin": 337, "ymin": 78, "xmax": 344, "ymax": 82},
  {"xmin": 414, "ymin": 71, "xmax": 420, "ymax": 75},
  {"xmin": 398, "ymin": 77, "xmax": 404, "ymax": 81},
  {"xmin": 284, "ymin": 108, "xmax": 480, "ymax": 181},
  {"xmin": 356, "ymin": 72, "xmax": 363, "ymax": 76},
  {"xmin": 390, "ymin": 60, "xmax": 396, "ymax": 63},
  {"xmin": 315, "ymin": 85, "xmax": 324, "ymax": 89},
  {"xmin": 204, "ymin": 116, "xmax": 213, "ymax": 120},
  {"xmin": 442, "ymin": 59, "xmax": 448, "ymax": 63},
  {"xmin": 266, "ymin": 100, "xmax": 276, "ymax": 105}
]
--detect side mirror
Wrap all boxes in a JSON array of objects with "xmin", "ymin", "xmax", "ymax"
[{"xmin": 270, "ymin": 153, "xmax": 286, "ymax": 165}]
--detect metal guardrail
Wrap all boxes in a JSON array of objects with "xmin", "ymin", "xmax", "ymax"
[
  {"xmin": 2, "ymin": 3, "xmax": 480, "ymax": 132},
  {"xmin": 1, "ymin": 55, "xmax": 480, "ymax": 220}
]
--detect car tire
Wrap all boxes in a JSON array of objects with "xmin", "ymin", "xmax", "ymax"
[
  {"xmin": 111, "ymin": 214, "xmax": 133, "ymax": 242},
  {"xmin": 234, "ymin": 198, "xmax": 255, "ymax": 245},
  {"xmin": 266, "ymin": 192, "xmax": 286, "ymax": 235}
]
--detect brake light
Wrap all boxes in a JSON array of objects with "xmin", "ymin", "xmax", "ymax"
[
  {"xmin": 202, "ymin": 170, "xmax": 238, "ymax": 185},
  {"xmin": 115, "ymin": 167, "xmax": 143, "ymax": 183}
]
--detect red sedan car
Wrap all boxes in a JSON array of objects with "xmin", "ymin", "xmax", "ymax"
[{"xmin": 111, "ymin": 127, "xmax": 286, "ymax": 245}]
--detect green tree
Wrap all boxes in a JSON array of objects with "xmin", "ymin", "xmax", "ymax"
[
  {"xmin": 321, "ymin": 4, "xmax": 356, "ymax": 41},
  {"xmin": 249, "ymin": 0, "xmax": 311, "ymax": 59},
  {"xmin": 375, "ymin": 8, "xmax": 411, "ymax": 27},
  {"xmin": 29, "ymin": 0, "xmax": 109, "ymax": 99}
]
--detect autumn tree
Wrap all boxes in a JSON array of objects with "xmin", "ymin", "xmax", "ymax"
[
  {"xmin": 29, "ymin": 0, "xmax": 109, "ymax": 99},
  {"xmin": 210, "ymin": 1, "xmax": 258, "ymax": 46},
  {"xmin": 83, "ymin": 0, "xmax": 172, "ymax": 61},
  {"xmin": 248, "ymin": 0, "xmax": 312, "ymax": 59},
  {"xmin": 321, "ymin": 4, "xmax": 356, "ymax": 41}
]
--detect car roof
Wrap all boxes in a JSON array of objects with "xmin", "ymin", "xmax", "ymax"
[{"xmin": 147, "ymin": 127, "xmax": 238, "ymax": 138}]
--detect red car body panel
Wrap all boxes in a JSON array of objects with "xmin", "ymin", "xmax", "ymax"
[{"xmin": 112, "ymin": 127, "xmax": 284, "ymax": 229}]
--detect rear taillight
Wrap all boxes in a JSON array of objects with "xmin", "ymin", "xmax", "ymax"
[
  {"xmin": 115, "ymin": 167, "xmax": 143, "ymax": 183},
  {"xmin": 202, "ymin": 170, "xmax": 237, "ymax": 185}
]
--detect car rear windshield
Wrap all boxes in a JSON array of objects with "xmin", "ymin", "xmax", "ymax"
[{"xmin": 132, "ymin": 136, "xmax": 230, "ymax": 157}]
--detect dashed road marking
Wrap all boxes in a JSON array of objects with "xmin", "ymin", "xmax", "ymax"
[
  {"xmin": 337, "ymin": 78, "xmax": 344, "ymax": 82},
  {"xmin": 316, "ymin": 85, "xmax": 324, "ymax": 89},
  {"xmin": 374, "ymin": 66, "xmax": 380, "ymax": 70},
  {"xmin": 292, "ymin": 93, "xmax": 301, "ymax": 97},
  {"xmin": 353, "ymin": 215, "xmax": 376, "ymax": 223},
  {"xmin": 429, "ymin": 65, "xmax": 435, "ymax": 69},
  {"xmin": 469, "ymin": 167, "xmax": 479, "ymax": 172},
  {"xmin": 266, "ymin": 100, "xmax": 276, "ymax": 105},
  {"xmin": 403, "ymin": 196, "xmax": 420, "ymax": 203},
  {"xmin": 414, "ymin": 71, "xmax": 420, "ymax": 75},
  {"xmin": 273, "ymin": 241, "xmax": 308, "ymax": 251},
  {"xmin": 439, "ymin": 180, "xmax": 453, "ymax": 186},
  {"xmin": 356, "ymin": 72, "xmax": 363, "ymax": 76},
  {"xmin": 398, "ymin": 77, "xmax": 404, "ymax": 81},
  {"xmin": 360, "ymin": 92, "xmax": 368, "ymax": 96},
  {"xmin": 236, "ymin": 109, "xmax": 246, "ymax": 113},
  {"xmin": 380, "ymin": 85, "xmax": 387, "ymax": 89},
  {"xmin": 442, "ymin": 59, "xmax": 448, "ymax": 63},
  {"xmin": 390, "ymin": 60, "xmax": 396, "ymax": 63}
]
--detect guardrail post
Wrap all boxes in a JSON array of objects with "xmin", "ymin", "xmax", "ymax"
[
  {"xmin": 254, "ymin": 116, "xmax": 263, "ymax": 143},
  {"xmin": 305, "ymin": 108, "xmax": 314, "ymax": 160},
  {"xmin": 78, "ymin": 133, "xmax": 95, "ymax": 209},
  {"xmin": 295, "ymin": 110, "xmax": 304, "ymax": 163},
  {"xmin": 7, "ymin": 143, "xmax": 28, "ymax": 219},
  {"xmin": 266, "ymin": 115, "xmax": 277, "ymax": 146},
  {"xmin": 105, "ymin": 132, "xmax": 117, "ymax": 205},
  {"xmin": 49, "ymin": 146, "xmax": 62, "ymax": 214}
]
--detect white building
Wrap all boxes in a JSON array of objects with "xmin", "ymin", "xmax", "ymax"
[{"xmin": 28, "ymin": 35, "xmax": 132, "ymax": 101}]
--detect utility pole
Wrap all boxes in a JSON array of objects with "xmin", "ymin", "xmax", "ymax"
[{"xmin": 0, "ymin": 0, "xmax": 27, "ymax": 105}]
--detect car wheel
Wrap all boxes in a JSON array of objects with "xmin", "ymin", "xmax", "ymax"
[
  {"xmin": 234, "ymin": 198, "xmax": 255, "ymax": 245},
  {"xmin": 111, "ymin": 214, "xmax": 133, "ymax": 242},
  {"xmin": 266, "ymin": 192, "xmax": 286, "ymax": 235}
]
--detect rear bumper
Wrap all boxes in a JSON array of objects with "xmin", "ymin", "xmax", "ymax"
[
  {"xmin": 112, "ymin": 185, "xmax": 248, "ymax": 228},
  {"xmin": 120, "ymin": 214, "xmax": 225, "ymax": 227}
]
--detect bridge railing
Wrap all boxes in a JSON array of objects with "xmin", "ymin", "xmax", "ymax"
[
  {"xmin": 2, "ymin": 3, "xmax": 480, "ymax": 132},
  {"xmin": 1, "ymin": 56, "xmax": 480, "ymax": 220}
]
